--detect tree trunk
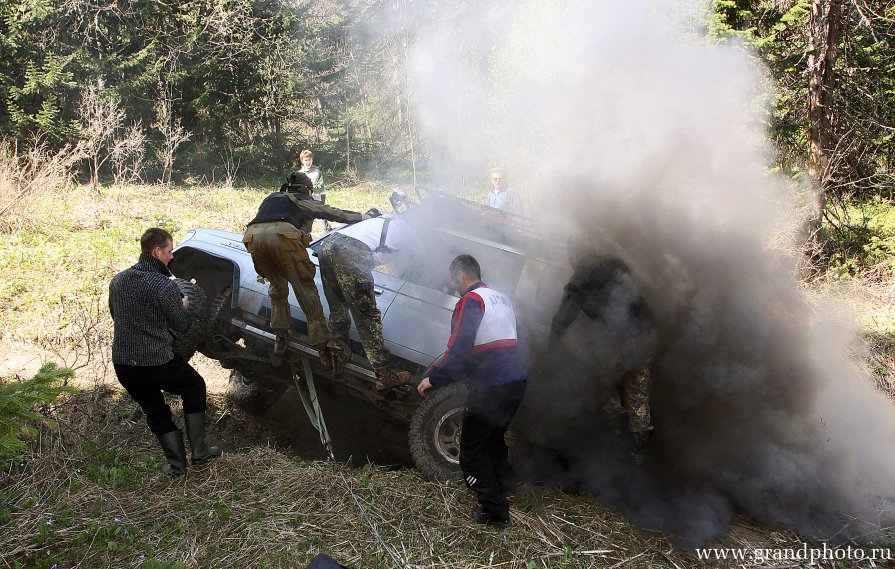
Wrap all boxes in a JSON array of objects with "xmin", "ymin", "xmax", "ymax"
[
  {"xmin": 274, "ymin": 119, "xmax": 284, "ymax": 172},
  {"xmin": 345, "ymin": 99, "xmax": 351, "ymax": 174},
  {"xmin": 808, "ymin": 0, "xmax": 843, "ymax": 219}
]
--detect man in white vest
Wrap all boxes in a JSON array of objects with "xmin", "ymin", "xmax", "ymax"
[{"xmin": 417, "ymin": 254, "xmax": 527, "ymax": 529}]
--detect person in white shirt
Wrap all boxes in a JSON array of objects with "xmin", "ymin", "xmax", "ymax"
[
  {"xmin": 486, "ymin": 167, "xmax": 524, "ymax": 216},
  {"xmin": 297, "ymin": 149, "xmax": 332, "ymax": 232},
  {"xmin": 318, "ymin": 215, "xmax": 419, "ymax": 391},
  {"xmin": 298, "ymin": 149, "xmax": 325, "ymax": 193}
]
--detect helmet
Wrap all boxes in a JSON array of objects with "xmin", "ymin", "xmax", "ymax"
[{"xmin": 284, "ymin": 171, "xmax": 313, "ymax": 193}]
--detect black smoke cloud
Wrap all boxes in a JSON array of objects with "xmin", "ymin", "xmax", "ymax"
[{"xmin": 405, "ymin": 0, "xmax": 895, "ymax": 546}]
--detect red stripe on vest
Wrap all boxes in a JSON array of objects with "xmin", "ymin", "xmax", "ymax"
[
  {"xmin": 466, "ymin": 291, "xmax": 485, "ymax": 310},
  {"xmin": 446, "ymin": 299, "xmax": 469, "ymax": 349},
  {"xmin": 470, "ymin": 339, "xmax": 518, "ymax": 354}
]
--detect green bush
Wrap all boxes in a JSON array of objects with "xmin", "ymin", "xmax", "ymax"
[
  {"xmin": 826, "ymin": 199, "xmax": 895, "ymax": 278},
  {"xmin": 0, "ymin": 363, "xmax": 74, "ymax": 461}
]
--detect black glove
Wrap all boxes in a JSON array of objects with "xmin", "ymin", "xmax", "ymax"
[
  {"xmin": 631, "ymin": 430, "xmax": 652, "ymax": 453},
  {"xmin": 365, "ymin": 207, "xmax": 381, "ymax": 217},
  {"xmin": 547, "ymin": 330, "xmax": 563, "ymax": 352}
]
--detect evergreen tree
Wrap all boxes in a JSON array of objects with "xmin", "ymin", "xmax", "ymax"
[{"xmin": 0, "ymin": 363, "xmax": 74, "ymax": 461}]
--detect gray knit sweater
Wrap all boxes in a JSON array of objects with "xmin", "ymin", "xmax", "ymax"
[{"xmin": 109, "ymin": 254, "xmax": 192, "ymax": 366}]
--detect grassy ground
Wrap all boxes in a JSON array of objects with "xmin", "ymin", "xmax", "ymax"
[
  {"xmin": 0, "ymin": 387, "xmax": 836, "ymax": 569},
  {"xmin": 3, "ymin": 182, "xmax": 895, "ymax": 568}
]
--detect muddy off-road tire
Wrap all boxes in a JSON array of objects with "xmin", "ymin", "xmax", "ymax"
[
  {"xmin": 408, "ymin": 382, "xmax": 466, "ymax": 482},
  {"xmin": 198, "ymin": 289, "xmax": 234, "ymax": 362},
  {"xmin": 227, "ymin": 369, "xmax": 289, "ymax": 414},
  {"xmin": 172, "ymin": 278, "xmax": 209, "ymax": 360}
]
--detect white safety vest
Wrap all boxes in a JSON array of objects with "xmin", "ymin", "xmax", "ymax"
[{"xmin": 467, "ymin": 287, "xmax": 518, "ymax": 349}]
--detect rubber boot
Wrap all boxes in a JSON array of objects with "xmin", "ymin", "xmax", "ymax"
[
  {"xmin": 318, "ymin": 340, "xmax": 344, "ymax": 371},
  {"xmin": 184, "ymin": 412, "xmax": 222, "ymax": 465},
  {"xmin": 318, "ymin": 343, "xmax": 334, "ymax": 370},
  {"xmin": 374, "ymin": 365, "xmax": 411, "ymax": 392},
  {"xmin": 628, "ymin": 429, "xmax": 652, "ymax": 465},
  {"xmin": 156, "ymin": 430, "xmax": 187, "ymax": 477},
  {"xmin": 273, "ymin": 333, "xmax": 288, "ymax": 356}
]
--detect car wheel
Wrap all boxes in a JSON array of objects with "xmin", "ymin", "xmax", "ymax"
[
  {"xmin": 408, "ymin": 382, "xmax": 466, "ymax": 482},
  {"xmin": 172, "ymin": 278, "xmax": 209, "ymax": 360},
  {"xmin": 198, "ymin": 289, "xmax": 233, "ymax": 362},
  {"xmin": 227, "ymin": 369, "xmax": 289, "ymax": 414}
]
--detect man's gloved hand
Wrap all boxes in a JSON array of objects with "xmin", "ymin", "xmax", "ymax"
[{"xmin": 365, "ymin": 207, "xmax": 381, "ymax": 218}]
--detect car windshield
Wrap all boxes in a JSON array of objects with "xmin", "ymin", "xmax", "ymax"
[{"xmin": 308, "ymin": 192, "xmax": 554, "ymax": 298}]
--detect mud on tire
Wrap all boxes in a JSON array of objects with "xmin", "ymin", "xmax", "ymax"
[
  {"xmin": 227, "ymin": 369, "xmax": 289, "ymax": 414},
  {"xmin": 172, "ymin": 278, "xmax": 209, "ymax": 360},
  {"xmin": 408, "ymin": 382, "xmax": 466, "ymax": 482}
]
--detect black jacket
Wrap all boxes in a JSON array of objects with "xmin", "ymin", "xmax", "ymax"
[
  {"xmin": 248, "ymin": 190, "xmax": 363, "ymax": 234},
  {"xmin": 550, "ymin": 255, "xmax": 654, "ymax": 347}
]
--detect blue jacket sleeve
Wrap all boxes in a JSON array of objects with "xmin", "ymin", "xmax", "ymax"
[{"xmin": 429, "ymin": 294, "xmax": 484, "ymax": 387}]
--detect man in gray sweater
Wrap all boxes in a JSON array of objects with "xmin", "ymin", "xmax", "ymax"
[{"xmin": 109, "ymin": 227, "xmax": 221, "ymax": 476}]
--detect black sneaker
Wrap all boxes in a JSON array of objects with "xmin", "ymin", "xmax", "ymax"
[{"xmin": 471, "ymin": 505, "xmax": 512, "ymax": 529}]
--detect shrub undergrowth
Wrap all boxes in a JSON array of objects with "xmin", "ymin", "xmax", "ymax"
[
  {"xmin": 0, "ymin": 363, "xmax": 74, "ymax": 461},
  {"xmin": 825, "ymin": 198, "xmax": 895, "ymax": 280}
]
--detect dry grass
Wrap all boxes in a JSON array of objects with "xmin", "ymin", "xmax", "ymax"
[
  {"xmin": 0, "ymin": 180, "xmax": 395, "ymax": 351},
  {"xmin": 0, "ymin": 387, "xmax": 849, "ymax": 569},
  {"xmin": 0, "ymin": 139, "xmax": 86, "ymax": 234},
  {"xmin": 802, "ymin": 263, "xmax": 895, "ymax": 397}
]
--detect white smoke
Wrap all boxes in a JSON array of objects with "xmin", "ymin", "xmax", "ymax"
[{"xmin": 405, "ymin": 0, "xmax": 895, "ymax": 546}]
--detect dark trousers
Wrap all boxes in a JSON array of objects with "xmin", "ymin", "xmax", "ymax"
[
  {"xmin": 114, "ymin": 355, "xmax": 207, "ymax": 436},
  {"xmin": 460, "ymin": 380, "xmax": 526, "ymax": 519}
]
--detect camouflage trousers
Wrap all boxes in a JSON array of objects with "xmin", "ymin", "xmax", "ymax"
[
  {"xmin": 242, "ymin": 221, "xmax": 329, "ymax": 348},
  {"xmin": 600, "ymin": 330, "xmax": 655, "ymax": 433},
  {"xmin": 318, "ymin": 234, "xmax": 390, "ymax": 367}
]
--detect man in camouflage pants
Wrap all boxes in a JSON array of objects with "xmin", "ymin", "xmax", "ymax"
[
  {"xmin": 318, "ymin": 216, "xmax": 417, "ymax": 391},
  {"xmin": 244, "ymin": 172, "xmax": 367, "ymax": 357},
  {"xmin": 549, "ymin": 243, "xmax": 656, "ymax": 463}
]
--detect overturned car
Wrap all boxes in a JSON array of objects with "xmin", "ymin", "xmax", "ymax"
[{"xmin": 169, "ymin": 190, "xmax": 568, "ymax": 481}]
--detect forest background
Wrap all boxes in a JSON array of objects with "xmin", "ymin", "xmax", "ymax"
[
  {"xmin": 10, "ymin": 0, "xmax": 895, "ymax": 357},
  {"xmin": 0, "ymin": 0, "xmax": 895, "ymax": 229},
  {"xmin": 0, "ymin": 0, "xmax": 893, "ymax": 275}
]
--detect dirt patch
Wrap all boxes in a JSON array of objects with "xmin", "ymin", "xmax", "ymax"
[
  {"xmin": 257, "ymin": 380, "xmax": 414, "ymax": 468},
  {"xmin": 0, "ymin": 339, "xmax": 48, "ymax": 380},
  {"xmin": 0, "ymin": 339, "xmax": 230, "ymax": 391}
]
